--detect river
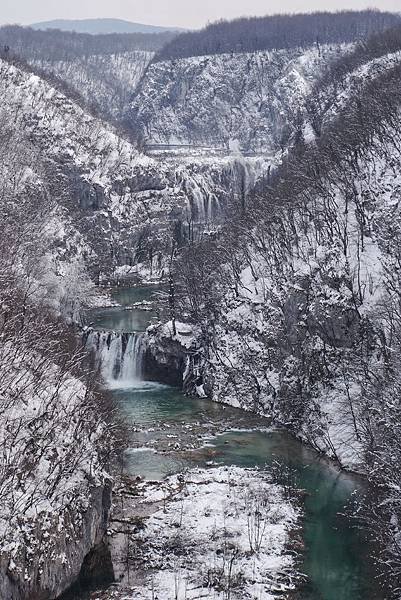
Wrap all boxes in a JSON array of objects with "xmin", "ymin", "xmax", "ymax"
[{"xmin": 83, "ymin": 286, "xmax": 382, "ymax": 600}]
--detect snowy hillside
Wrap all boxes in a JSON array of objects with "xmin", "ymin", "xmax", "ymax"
[
  {"xmin": 31, "ymin": 51, "xmax": 153, "ymax": 118},
  {"xmin": 0, "ymin": 56, "xmax": 150, "ymax": 274},
  {"xmin": 0, "ymin": 94, "xmax": 114, "ymax": 597},
  {"xmin": 0, "ymin": 348, "xmax": 112, "ymax": 599},
  {"xmin": 175, "ymin": 46, "xmax": 401, "ymax": 462}
]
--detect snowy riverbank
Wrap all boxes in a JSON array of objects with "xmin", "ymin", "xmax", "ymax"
[{"xmin": 106, "ymin": 466, "xmax": 302, "ymax": 600}]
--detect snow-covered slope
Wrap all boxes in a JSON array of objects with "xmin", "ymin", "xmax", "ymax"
[
  {"xmin": 171, "ymin": 47, "xmax": 401, "ymax": 472},
  {"xmin": 0, "ymin": 56, "xmax": 149, "ymax": 277},
  {"xmin": 0, "ymin": 69, "xmax": 115, "ymax": 596},
  {"xmin": 31, "ymin": 51, "xmax": 153, "ymax": 118},
  {"xmin": 0, "ymin": 351, "xmax": 111, "ymax": 599},
  {"xmin": 130, "ymin": 45, "xmax": 348, "ymax": 152}
]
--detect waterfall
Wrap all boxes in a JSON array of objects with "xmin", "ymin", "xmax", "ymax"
[
  {"xmin": 190, "ymin": 186, "xmax": 208, "ymax": 223},
  {"xmin": 85, "ymin": 330, "xmax": 146, "ymax": 388}
]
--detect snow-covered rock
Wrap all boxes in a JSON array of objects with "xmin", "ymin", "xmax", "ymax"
[
  {"xmin": 0, "ymin": 351, "xmax": 112, "ymax": 599},
  {"xmin": 130, "ymin": 45, "xmax": 348, "ymax": 152}
]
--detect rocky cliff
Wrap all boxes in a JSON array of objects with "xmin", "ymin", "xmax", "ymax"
[
  {"xmin": 130, "ymin": 45, "xmax": 346, "ymax": 152},
  {"xmin": 0, "ymin": 485, "xmax": 112, "ymax": 600}
]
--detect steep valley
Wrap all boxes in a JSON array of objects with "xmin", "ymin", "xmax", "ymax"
[{"xmin": 2, "ymin": 10, "xmax": 401, "ymax": 600}]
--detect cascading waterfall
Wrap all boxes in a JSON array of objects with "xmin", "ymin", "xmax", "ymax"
[
  {"xmin": 184, "ymin": 170, "xmax": 222, "ymax": 226},
  {"xmin": 190, "ymin": 186, "xmax": 209, "ymax": 223},
  {"xmin": 184, "ymin": 156, "xmax": 256, "ymax": 228},
  {"xmin": 85, "ymin": 330, "xmax": 147, "ymax": 387}
]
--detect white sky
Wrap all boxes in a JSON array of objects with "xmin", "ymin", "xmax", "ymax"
[{"xmin": 1, "ymin": 0, "xmax": 400, "ymax": 29}]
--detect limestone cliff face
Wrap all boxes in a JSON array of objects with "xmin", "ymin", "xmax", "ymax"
[
  {"xmin": 144, "ymin": 321, "xmax": 205, "ymax": 393},
  {"xmin": 130, "ymin": 46, "xmax": 340, "ymax": 152},
  {"xmin": 0, "ymin": 483, "xmax": 112, "ymax": 600}
]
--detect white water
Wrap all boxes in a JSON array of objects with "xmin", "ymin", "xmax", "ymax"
[
  {"xmin": 187, "ymin": 188, "xmax": 220, "ymax": 224},
  {"xmin": 186, "ymin": 158, "xmax": 254, "ymax": 225},
  {"xmin": 86, "ymin": 330, "xmax": 146, "ymax": 388}
]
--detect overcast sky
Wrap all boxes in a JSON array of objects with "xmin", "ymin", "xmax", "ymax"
[{"xmin": 1, "ymin": 0, "xmax": 400, "ymax": 29}]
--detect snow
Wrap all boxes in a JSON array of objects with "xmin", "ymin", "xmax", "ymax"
[
  {"xmin": 112, "ymin": 466, "xmax": 300, "ymax": 599},
  {"xmin": 154, "ymin": 320, "xmax": 200, "ymax": 350},
  {"xmin": 317, "ymin": 384, "xmax": 364, "ymax": 470},
  {"xmin": 132, "ymin": 45, "xmax": 344, "ymax": 153},
  {"xmin": 0, "ymin": 347, "xmax": 109, "ymax": 577},
  {"xmin": 321, "ymin": 50, "xmax": 401, "ymax": 126}
]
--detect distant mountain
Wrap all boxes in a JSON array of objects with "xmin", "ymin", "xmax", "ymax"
[{"xmin": 31, "ymin": 18, "xmax": 184, "ymax": 35}]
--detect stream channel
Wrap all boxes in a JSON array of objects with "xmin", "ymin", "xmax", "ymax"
[{"xmin": 83, "ymin": 286, "xmax": 381, "ymax": 600}]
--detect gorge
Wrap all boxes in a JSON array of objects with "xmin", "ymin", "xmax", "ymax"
[
  {"xmin": 77, "ymin": 286, "xmax": 380, "ymax": 600},
  {"xmin": 1, "ymin": 8, "xmax": 401, "ymax": 600}
]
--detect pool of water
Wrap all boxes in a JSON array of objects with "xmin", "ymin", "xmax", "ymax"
[
  {"xmin": 113, "ymin": 382, "xmax": 270, "ymax": 479},
  {"xmin": 86, "ymin": 306, "xmax": 154, "ymax": 333},
  {"xmin": 91, "ymin": 287, "xmax": 382, "ymax": 600},
  {"xmin": 110, "ymin": 286, "xmax": 163, "ymax": 306},
  {"xmin": 86, "ymin": 286, "xmax": 162, "ymax": 332}
]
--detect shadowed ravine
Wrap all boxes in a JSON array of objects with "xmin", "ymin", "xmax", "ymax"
[{"xmin": 80, "ymin": 286, "xmax": 381, "ymax": 600}]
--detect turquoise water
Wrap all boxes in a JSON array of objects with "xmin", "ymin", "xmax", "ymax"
[
  {"xmin": 85, "ymin": 286, "xmax": 162, "ymax": 332},
  {"xmin": 86, "ymin": 306, "xmax": 153, "ymax": 332},
  {"xmin": 113, "ymin": 382, "xmax": 380, "ymax": 599},
  {"xmin": 110, "ymin": 286, "xmax": 162, "ymax": 306},
  {"xmin": 97, "ymin": 287, "xmax": 382, "ymax": 599},
  {"xmin": 113, "ymin": 383, "xmax": 267, "ymax": 479}
]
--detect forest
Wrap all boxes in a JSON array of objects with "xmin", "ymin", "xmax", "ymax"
[
  {"xmin": 155, "ymin": 10, "xmax": 401, "ymax": 61},
  {"xmin": 0, "ymin": 24, "xmax": 175, "ymax": 59}
]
